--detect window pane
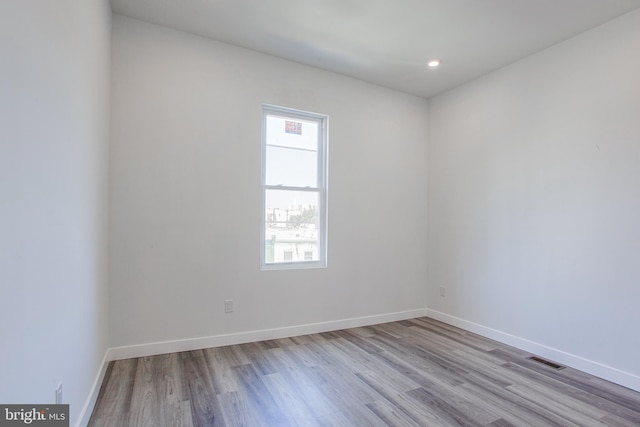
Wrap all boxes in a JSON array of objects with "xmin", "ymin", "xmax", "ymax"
[
  {"xmin": 266, "ymin": 115, "xmax": 318, "ymax": 151},
  {"xmin": 265, "ymin": 145, "xmax": 317, "ymax": 187},
  {"xmin": 265, "ymin": 189, "xmax": 319, "ymax": 264},
  {"xmin": 262, "ymin": 105, "xmax": 327, "ymax": 269}
]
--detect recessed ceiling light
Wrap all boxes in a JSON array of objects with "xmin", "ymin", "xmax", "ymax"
[{"xmin": 428, "ymin": 59, "xmax": 441, "ymax": 68}]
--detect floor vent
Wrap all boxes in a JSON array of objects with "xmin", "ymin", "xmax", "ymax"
[{"xmin": 528, "ymin": 356, "xmax": 565, "ymax": 370}]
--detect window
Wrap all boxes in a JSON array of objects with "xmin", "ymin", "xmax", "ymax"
[{"xmin": 261, "ymin": 105, "xmax": 328, "ymax": 269}]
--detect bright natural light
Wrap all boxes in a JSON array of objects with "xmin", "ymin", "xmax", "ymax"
[{"xmin": 262, "ymin": 107, "xmax": 327, "ymax": 268}]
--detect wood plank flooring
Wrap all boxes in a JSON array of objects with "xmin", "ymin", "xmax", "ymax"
[{"xmin": 88, "ymin": 317, "xmax": 640, "ymax": 426}]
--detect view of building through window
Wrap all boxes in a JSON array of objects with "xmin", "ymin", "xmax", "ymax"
[
  {"xmin": 262, "ymin": 106, "xmax": 327, "ymax": 267},
  {"xmin": 264, "ymin": 190, "xmax": 319, "ymax": 263}
]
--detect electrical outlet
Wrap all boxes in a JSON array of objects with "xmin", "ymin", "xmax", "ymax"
[
  {"xmin": 55, "ymin": 383, "xmax": 62, "ymax": 404},
  {"xmin": 440, "ymin": 286, "xmax": 446, "ymax": 297},
  {"xmin": 224, "ymin": 299, "xmax": 233, "ymax": 313}
]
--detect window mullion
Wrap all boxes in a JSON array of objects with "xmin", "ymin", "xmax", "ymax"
[{"xmin": 264, "ymin": 185, "xmax": 320, "ymax": 192}]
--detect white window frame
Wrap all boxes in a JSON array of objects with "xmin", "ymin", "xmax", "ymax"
[{"xmin": 261, "ymin": 104, "xmax": 328, "ymax": 270}]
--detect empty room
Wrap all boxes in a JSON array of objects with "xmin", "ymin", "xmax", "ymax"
[{"xmin": 2, "ymin": 1, "xmax": 640, "ymax": 426}]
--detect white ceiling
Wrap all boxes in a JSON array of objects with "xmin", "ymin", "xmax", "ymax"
[{"xmin": 109, "ymin": 0, "xmax": 640, "ymax": 98}]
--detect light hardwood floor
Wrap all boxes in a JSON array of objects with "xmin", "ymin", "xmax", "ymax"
[{"xmin": 88, "ymin": 317, "xmax": 640, "ymax": 426}]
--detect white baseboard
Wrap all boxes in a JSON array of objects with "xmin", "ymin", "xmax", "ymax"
[
  {"xmin": 426, "ymin": 309, "xmax": 640, "ymax": 393},
  {"xmin": 107, "ymin": 308, "xmax": 428, "ymax": 361},
  {"xmin": 76, "ymin": 351, "xmax": 110, "ymax": 427}
]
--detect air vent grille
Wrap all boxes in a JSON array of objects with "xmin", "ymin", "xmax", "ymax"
[{"xmin": 528, "ymin": 356, "xmax": 565, "ymax": 370}]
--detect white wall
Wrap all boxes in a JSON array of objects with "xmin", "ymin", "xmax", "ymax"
[
  {"xmin": 109, "ymin": 16, "xmax": 429, "ymax": 348},
  {"xmin": 0, "ymin": 0, "xmax": 111, "ymax": 425},
  {"xmin": 428, "ymin": 9, "xmax": 640, "ymax": 389}
]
